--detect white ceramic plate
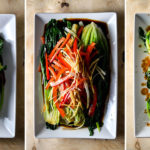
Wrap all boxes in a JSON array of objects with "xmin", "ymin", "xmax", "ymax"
[
  {"xmin": 34, "ymin": 13, "xmax": 117, "ymax": 139},
  {"xmin": 134, "ymin": 13, "xmax": 150, "ymax": 137},
  {"xmin": 0, "ymin": 14, "xmax": 16, "ymax": 138}
]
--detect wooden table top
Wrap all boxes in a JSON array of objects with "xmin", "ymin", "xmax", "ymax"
[
  {"xmin": 0, "ymin": 0, "xmax": 24, "ymax": 150},
  {"xmin": 126, "ymin": 0, "xmax": 150, "ymax": 150},
  {"xmin": 25, "ymin": 0, "xmax": 124, "ymax": 150}
]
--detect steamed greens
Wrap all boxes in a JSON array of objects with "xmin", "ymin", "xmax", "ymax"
[
  {"xmin": 0, "ymin": 36, "xmax": 6, "ymax": 110},
  {"xmin": 139, "ymin": 27, "xmax": 150, "ymax": 53},
  {"xmin": 139, "ymin": 27, "xmax": 150, "ymax": 119},
  {"xmin": 39, "ymin": 19, "xmax": 110, "ymax": 136}
]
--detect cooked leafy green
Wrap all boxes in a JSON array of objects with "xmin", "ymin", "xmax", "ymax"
[
  {"xmin": 81, "ymin": 22, "xmax": 110, "ymax": 135},
  {"xmin": 139, "ymin": 27, "xmax": 146, "ymax": 43},
  {"xmin": 147, "ymin": 98, "xmax": 150, "ymax": 118},
  {"xmin": 44, "ymin": 19, "xmax": 72, "ymax": 54},
  {"xmin": 139, "ymin": 27, "xmax": 150, "ymax": 53},
  {"xmin": 0, "ymin": 36, "xmax": 6, "ymax": 111},
  {"xmin": 40, "ymin": 19, "xmax": 110, "ymax": 136}
]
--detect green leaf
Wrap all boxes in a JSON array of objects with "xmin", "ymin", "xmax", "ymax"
[
  {"xmin": 147, "ymin": 98, "xmax": 150, "ymax": 118},
  {"xmin": 139, "ymin": 27, "xmax": 145, "ymax": 43}
]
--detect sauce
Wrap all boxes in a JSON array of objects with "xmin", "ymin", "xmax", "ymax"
[
  {"xmin": 141, "ymin": 82, "xmax": 146, "ymax": 86},
  {"xmin": 144, "ymin": 109, "xmax": 147, "ymax": 113},
  {"xmin": 141, "ymin": 88, "xmax": 148, "ymax": 95},
  {"xmin": 146, "ymin": 26, "xmax": 150, "ymax": 32},
  {"xmin": 141, "ymin": 56, "xmax": 150, "ymax": 73},
  {"xmin": 138, "ymin": 44, "xmax": 142, "ymax": 48},
  {"xmin": 146, "ymin": 122, "xmax": 150, "ymax": 126}
]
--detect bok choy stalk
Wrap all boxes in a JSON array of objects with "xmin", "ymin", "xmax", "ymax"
[
  {"xmin": 81, "ymin": 22, "xmax": 108, "ymax": 51},
  {"xmin": 81, "ymin": 22, "xmax": 110, "ymax": 136},
  {"xmin": 40, "ymin": 45, "xmax": 60, "ymax": 129}
]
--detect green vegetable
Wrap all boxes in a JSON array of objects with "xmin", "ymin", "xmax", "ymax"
[
  {"xmin": 81, "ymin": 22, "xmax": 110, "ymax": 136},
  {"xmin": 44, "ymin": 19, "xmax": 71, "ymax": 54},
  {"xmin": 147, "ymin": 79, "xmax": 150, "ymax": 89},
  {"xmin": 147, "ymin": 98, "xmax": 150, "ymax": 118},
  {"xmin": 81, "ymin": 22, "xmax": 108, "ymax": 52},
  {"xmin": 146, "ymin": 31, "xmax": 150, "ymax": 52},
  {"xmin": 145, "ymin": 67, "xmax": 150, "ymax": 89},
  {"xmin": 0, "ymin": 37, "xmax": 4, "ymax": 55},
  {"xmin": 40, "ymin": 19, "xmax": 110, "ymax": 136},
  {"xmin": 40, "ymin": 45, "xmax": 60, "ymax": 127},
  {"xmin": 0, "ymin": 82, "xmax": 4, "ymax": 110},
  {"xmin": 96, "ymin": 122, "xmax": 101, "ymax": 132},
  {"xmin": 139, "ymin": 27, "xmax": 146, "ymax": 43},
  {"xmin": 138, "ymin": 27, "xmax": 150, "ymax": 53},
  {"xmin": 145, "ymin": 67, "xmax": 150, "ymax": 78},
  {"xmin": 0, "ymin": 36, "xmax": 6, "ymax": 111}
]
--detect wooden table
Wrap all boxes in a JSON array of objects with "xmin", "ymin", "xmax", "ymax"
[
  {"xmin": 126, "ymin": 0, "xmax": 150, "ymax": 150},
  {"xmin": 0, "ymin": 0, "xmax": 24, "ymax": 150},
  {"xmin": 25, "ymin": 0, "xmax": 124, "ymax": 150}
]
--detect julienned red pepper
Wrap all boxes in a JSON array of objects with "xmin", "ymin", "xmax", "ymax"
[
  {"xmin": 73, "ymin": 38, "xmax": 77, "ymax": 53},
  {"xmin": 85, "ymin": 42, "xmax": 96, "ymax": 65},
  {"xmin": 73, "ymin": 26, "xmax": 84, "ymax": 53},
  {"xmin": 45, "ymin": 53, "xmax": 50, "ymax": 80},
  {"xmin": 77, "ymin": 26, "xmax": 84, "ymax": 37},
  {"xmin": 60, "ymin": 92, "xmax": 70, "ymax": 107},
  {"xmin": 88, "ymin": 86, "xmax": 98, "ymax": 117}
]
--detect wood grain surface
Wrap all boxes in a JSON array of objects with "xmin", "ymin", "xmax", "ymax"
[
  {"xmin": 25, "ymin": 0, "xmax": 124, "ymax": 150},
  {"xmin": 0, "ymin": 0, "xmax": 24, "ymax": 150},
  {"xmin": 125, "ymin": 0, "xmax": 150, "ymax": 150}
]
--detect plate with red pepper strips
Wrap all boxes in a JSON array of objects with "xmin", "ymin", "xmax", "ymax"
[{"xmin": 34, "ymin": 13, "xmax": 117, "ymax": 139}]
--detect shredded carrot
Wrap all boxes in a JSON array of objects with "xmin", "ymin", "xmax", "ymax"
[
  {"xmin": 56, "ymin": 67, "xmax": 67, "ymax": 80},
  {"xmin": 48, "ymin": 37, "xmax": 65, "ymax": 61},
  {"xmin": 50, "ymin": 34, "xmax": 71, "ymax": 63},
  {"xmin": 60, "ymin": 33, "xmax": 71, "ymax": 48},
  {"xmin": 53, "ymin": 87, "xmax": 66, "ymax": 118},
  {"xmin": 45, "ymin": 53, "xmax": 50, "ymax": 80},
  {"xmin": 38, "ymin": 64, "xmax": 41, "ymax": 72},
  {"xmin": 48, "ymin": 66, "xmax": 56, "ymax": 79},
  {"xmin": 40, "ymin": 36, "xmax": 45, "ymax": 44},
  {"xmin": 57, "ymin": 54, "xmax": 71, "ymax": 70},
  {"xmin": 51, "ymin": 64, "xmax": 61, "ymax": 71},
  {"xmin": 53, "ymin": 60, "xmax": 66, "ymax": 69}
]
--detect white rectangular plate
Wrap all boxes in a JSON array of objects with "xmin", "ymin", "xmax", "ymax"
[
  {"xmin": 0, "ymin": 14, "xmax": 16, "ymax": 138},
  {"xmin": 34, "ymin": 13, "xmax": 117, "ymax": 139},
  {"xmin": 134, "ymin": 13, "xmax": 150, "ymax": 137}
]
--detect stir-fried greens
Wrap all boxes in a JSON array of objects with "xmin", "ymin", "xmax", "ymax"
[
  {"xmin": 39, "ymin": 19, "xmax": 110, "ymax": 135},
  {"xmin": 139, "ymin": 26, "xmax": 150, "ymax": 119},
  {"xmin": 0, "ymin": 36, "xmax": 6, "ymax": 110}
]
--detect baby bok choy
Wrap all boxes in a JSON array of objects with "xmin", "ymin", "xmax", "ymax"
[{"xmin": 139, "ymin": 26, "xmax": 150, "ymax": 53}]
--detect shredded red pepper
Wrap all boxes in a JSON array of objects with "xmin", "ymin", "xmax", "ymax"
[{"xmin": 88, "ymin": 86, "xmax": 98, "ymax": 116}]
